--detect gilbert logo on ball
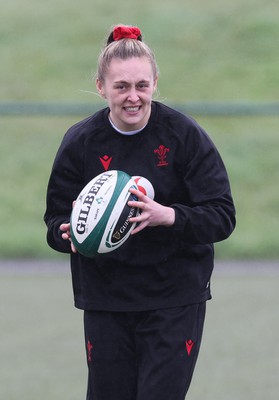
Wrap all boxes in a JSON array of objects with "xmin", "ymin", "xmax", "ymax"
[
  {"xmin": 132, "ymin": 176, "xmax": 155, "ymax": 199},
  {"xmin": 70, "ymin": 170, "xmax": 140, "ymax": 258}
]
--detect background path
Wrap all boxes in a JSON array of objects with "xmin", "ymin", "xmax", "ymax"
[{"xmin": 0, "ymin": 259, "xmax": 278, "ymax": 275}]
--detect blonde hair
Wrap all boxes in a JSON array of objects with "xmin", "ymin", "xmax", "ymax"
[{"xmin": 96, "ymin": 26, "xmax": 159, "ymax": 83}]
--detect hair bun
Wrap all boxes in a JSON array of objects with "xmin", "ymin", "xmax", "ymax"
[{"xmin": 106, "ymin": 25, "xmax": 142, "ymax": 45}]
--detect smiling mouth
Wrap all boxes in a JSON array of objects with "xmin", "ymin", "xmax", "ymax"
[{"xmin": 124, "ymin": 106, "xmax": 141, "ymax": 112}]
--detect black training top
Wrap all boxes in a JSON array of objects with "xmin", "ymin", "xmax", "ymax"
[{"xmin": 44, "ymin": 101, "xmax": 236, "ymax": 311}]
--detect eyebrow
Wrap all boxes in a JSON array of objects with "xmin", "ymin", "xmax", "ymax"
[{"xmin": 114, "ymin": 79, "xmax": 150, "ymax": 84}]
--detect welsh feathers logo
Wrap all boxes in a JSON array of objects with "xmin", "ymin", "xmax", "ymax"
[{"xmin": 154, "ymin": 145, "xmax": 170, "ymax": 167}]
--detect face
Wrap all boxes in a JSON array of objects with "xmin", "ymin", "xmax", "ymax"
[{"xmin": 96, "ymin": 57, "xmax": 158, "ymax": 132}]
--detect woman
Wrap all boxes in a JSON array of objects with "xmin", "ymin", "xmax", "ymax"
[{"xmin": 44, "ymin": 25, "xmax": 236, "ymax": 400}]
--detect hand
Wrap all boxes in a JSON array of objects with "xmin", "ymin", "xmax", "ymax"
[
  {"xmin": 128, "ymin": 188, "xmax": 175, "ymax": 235},
  {"xmin": 60, "ymin": 223, "xmax": 77, "ymax": 253},
  {"xmin": 60, "ymin": 201, "xmax": 77, "ymax": 253}
]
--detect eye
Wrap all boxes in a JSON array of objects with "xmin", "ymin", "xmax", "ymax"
[
  {"xmin": 137, "ymin": 82, "xmax": 149, "ymax": 90},
  {"xmin": 114, "ymin": 83, "xmax": 128, "ymax": 90}
]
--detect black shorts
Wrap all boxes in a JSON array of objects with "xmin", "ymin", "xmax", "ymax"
[{"xmin": 84, "ymin": 303, "xmax": 206, "ymax": 400}]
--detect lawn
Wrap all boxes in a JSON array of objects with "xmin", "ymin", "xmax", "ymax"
[
  {"xmin": 1, "ymin": 114, "xmax": 278, "ymax": 259},
  {"xmin": 1, "ymin": 0, "xmax": 279, "ymax": 259},
  {"xmin": 1, "ymin": 2, "xmax": 278, "ymax": 399},
  {"xmin": 1, "ymin": 0, "xmax": 278, "ymax": 102},
  {"xmin": 1, "ymin": 261, "xmax": 278, "ymax": 399}
]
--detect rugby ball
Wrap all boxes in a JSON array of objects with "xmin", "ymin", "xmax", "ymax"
[
  {"xmin": 132, "ymin": 176, "xmax": 155, "ymax": 199},
  {"xmin": 70, "ymin": 170, "xmax": 139, "ymax": 258}
]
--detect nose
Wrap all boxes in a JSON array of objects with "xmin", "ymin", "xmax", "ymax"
[{"xmin": 127, "ymin": 87, "xmax": 139, "ymax": 102}]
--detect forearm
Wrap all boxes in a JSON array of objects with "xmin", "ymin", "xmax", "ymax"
[
  {"xmin": 171, "ymin": 197, "xmax": 236, "ymax": 244},
  {"xmin": 45, "ymin": 215, "xmax": 72, "ymax": 254}
]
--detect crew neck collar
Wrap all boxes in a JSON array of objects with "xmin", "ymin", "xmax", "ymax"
[{"xmin": 108, "ymin": 116, "xmax": 147, "ymax": 136}]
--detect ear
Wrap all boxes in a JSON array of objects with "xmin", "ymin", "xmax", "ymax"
[
  {"xmin": 153, "ymin": 76, "xmax": 158, "ymax": 93},
  {"xmin": 96, "ymin": 79, "xmax": 106, "ymax": 98}
]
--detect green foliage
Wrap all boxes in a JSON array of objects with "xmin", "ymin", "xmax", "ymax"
[{"xmin": 1, "ymin": 0, "xmax": 278, "ymax": 259}]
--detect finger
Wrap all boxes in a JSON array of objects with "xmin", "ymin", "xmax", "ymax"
[
  {"xmin": 128, "ymin": 200, "xmax": 146, "ymax": 211},
  {"xmin": 60, "ymin": 223, "xmax": 70, "ymax": 232},
  {"xmin": 70, "ymin": 240, "xmax": 77, "ymax": 253},
  {"xmin": 131, "ymin": 220, "xmax": 149, "ymax": 235},
  {"xmin": 129, "ymin": 187, "xmax": 147, "ymax": 201},
  {"xmin": 61, "ymin": 232, "xmax": 69, "ymax": 240},
  {"xmin": 129, "ymin": 215, "xmax": 142, "ymax": 224}
]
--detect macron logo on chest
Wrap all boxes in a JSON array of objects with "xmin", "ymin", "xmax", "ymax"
[{"xmin": 99, "ymin": 155, "xmax": 112, "ymax": 171}]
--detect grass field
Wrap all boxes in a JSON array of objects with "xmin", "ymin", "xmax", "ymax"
[
  {"xmin": 1, "ymin": 2, "xmax": 278, "ymax": 399},
  {"xmin": 1, "ymin": 0, "xmax": 279, "ymax": 259},
  {"xmin": 1, "ymin": 0, "xmax": 278, "ymax": 102},
  {"xmin": 1, "ymin": 261, "xmax": 278, "ymax": 400},
  {"xmin": 1, "ymin": 114, "xmax": 279, "ymax": 259}
]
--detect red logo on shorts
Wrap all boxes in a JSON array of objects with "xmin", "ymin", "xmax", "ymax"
[
  {"xmin": 87, "ymin": 340, "xmax": 93, "ymax": 362},
  {"xmin": 185, "ymin": 340, "xmax": 195, "ymax": 356}
]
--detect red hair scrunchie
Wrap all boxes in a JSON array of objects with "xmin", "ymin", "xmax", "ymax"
[{"xmin": 113, "ymin": 26, "xmax": 141, "ymax": 41}]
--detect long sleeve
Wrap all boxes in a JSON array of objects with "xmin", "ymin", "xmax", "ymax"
[
  {"xmin": 44, "ymin": 127, "xmax": 85, "ymax": 253},
  {"xmin": 170, "ymin": 122, "xmax": 235, "ymax": 244}
]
